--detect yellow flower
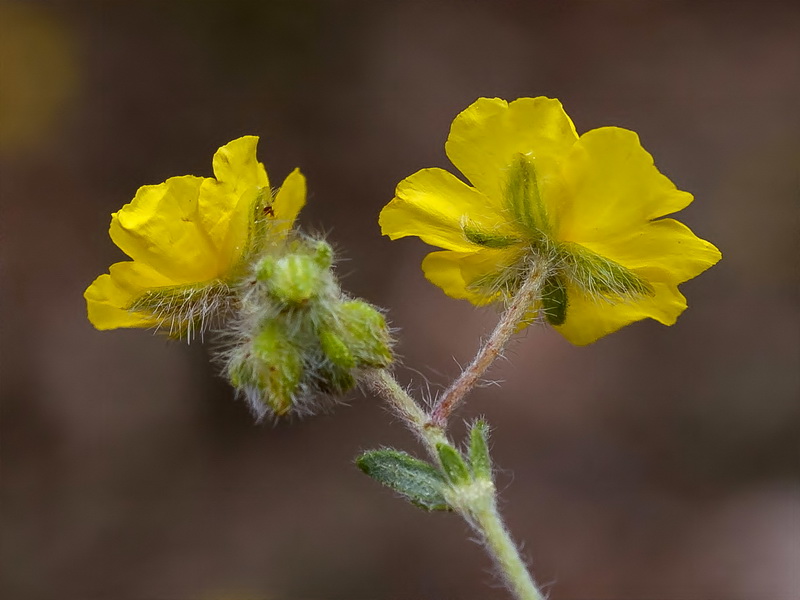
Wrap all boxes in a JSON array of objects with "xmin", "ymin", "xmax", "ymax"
[
  {"xmin": 380, "ymin": 97, "xmax": 721, "ymax": 345},
  {"xmin": 84, "ymin": 136, "xmax": 306, "ymax": 331}
]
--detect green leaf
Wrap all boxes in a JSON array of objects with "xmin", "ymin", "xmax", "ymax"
[
  {"xmin": 468, "ymin": 420, "xmax": 492, "ymax": 481},
  {"xmin": 356, "ymin": 449, "xmax": 451, "ymax": 511},
  {"xmin": 436, "ymin": 443, "xmax": 471, "ymax": 485}
]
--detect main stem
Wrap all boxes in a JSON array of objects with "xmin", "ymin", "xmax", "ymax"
[
  {"xmin": 470, "ymin": 497, "xmax": 545, "ymax": 600},
  {"xmin": 365, "ymin": 264, "xmax": 550, "ymax": 600},
  {"xmin": 429, "ymin": 263, "xmax": 549, "ymax": 428}
]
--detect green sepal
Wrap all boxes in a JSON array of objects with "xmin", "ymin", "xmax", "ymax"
[
  {"xmin": 318, "ymin": 328, "xmax": 356, "ymax": 369},
  {"xmin": 541, "ymin": 274, "xmax": 568, "ymax": 326},
  {"xmin": 129, "ymin": 280, "xmax": 232, "ymax": 339},
  {"xmin": 557, "ymin": 241, "xmax": 653, "ymax": 301},
  {"xmin": 504, "ymin": 153, "xmax": 549, "ymax": 237},
  {"xmin": 436, "ymin": 443, "xmax": 471, "ymax": 485},
  {"xmin": 356, "ymin": 449, "xmax": 452, "ymax": 511},
  {"xmin": 462, "ymin": 224, "xmax": 520, "ymax": 249},
  {"xmin": 468, "ymin": 420, "xmax": 492, "ymax": 481}
]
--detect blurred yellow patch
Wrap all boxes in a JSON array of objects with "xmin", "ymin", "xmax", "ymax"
[{"xmin": 0, "ymin": 2, "xmax": 79, "ymax": 152}]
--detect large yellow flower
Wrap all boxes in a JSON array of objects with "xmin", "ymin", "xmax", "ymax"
[
  {"xmin": 85, "ymin": 136, "xmax": 306, "ymax": 331},
  {"xmin": 380, "ymin": 97, "xmax": 721, "ymax": 345}
]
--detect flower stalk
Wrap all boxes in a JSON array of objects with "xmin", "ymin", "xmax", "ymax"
[{"xmin": 429, "ymin": 261, "xmax": 550, "ymax": 428}]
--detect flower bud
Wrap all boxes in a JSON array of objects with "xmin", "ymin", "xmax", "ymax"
[
  {"xmin": 338, "ymin": 300, "xmax": 393, "ymax": 368},
  {"xmin": 252, "ymin": 321, "xmax": 303, "ymax": 415},
  {"xmin": 227, "ymin": 321, "xmax": 303, "ymax": 417},
  {"xmin": 267, "ymin": 254, "xmax": 327, "ymax": 306}
]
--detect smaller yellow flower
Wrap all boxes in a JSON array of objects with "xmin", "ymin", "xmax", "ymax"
[
  {"xmin": 380, "ymin": 97, "xmax": 721, "ymax": 345},
  {"xmin": 84, "ymin": 136, "xmax": 306, "ymax": 332}
]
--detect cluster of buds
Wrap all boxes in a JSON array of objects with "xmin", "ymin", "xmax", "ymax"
[{"xmin": 224, "ymin": 236, "xmax": 393, "ymax": 419}]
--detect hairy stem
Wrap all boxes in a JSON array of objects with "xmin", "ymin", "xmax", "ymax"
[
  {"xmin": 369, "ymin": 368, "xmax": 545, "ymax": 600},
  {"xmin": 429, "ymin": 263, "xmax": 549, "ymax": 428},
  {"xmin": 468, "ymin": 496, "xmax": 546, "ymax": 600},
  {"xmin": 364, "ymin": 369, "xmax": 448, "ymax": 459},
  {"xmin": 365, "ymin": 262, "xmax": 551, "ymax": 600}
]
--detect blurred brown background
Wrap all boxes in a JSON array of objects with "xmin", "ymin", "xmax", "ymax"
[{"xmin": 1, "ymin": 1, "xmax": 798, "ymax": 599}]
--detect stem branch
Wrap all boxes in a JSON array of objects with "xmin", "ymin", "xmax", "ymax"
[
  {"xmin": 364, "ymin": 369, "xmax": 447, "ymax": 459},
  {"xmin": 429, "ymin": 264, "xmax": 548, "ymax": 428}
]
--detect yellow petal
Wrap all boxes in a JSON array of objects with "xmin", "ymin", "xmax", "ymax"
[
  {"xmin": 85, "ymin": 275, "xmax": 149, "ymax": 329},
  {"xmin": 555, "ymin": 280, "xmax": 688, "ymax": 346},
  {"xmin": 578, "ymin": 218, "xmax": 722, "ymax": 286},
  {"xmin": 555, "ymin": 127, "xmax": 694, "ymax": 244},
  {"xmin": 109, "ymin": 175, "xmax": 225, "ymax": 283},
  {"xmin": 272, "ymin": 168, "xmax": 307, "ymax": 236},
  {"xmin": 421, "ymin": 248, "xmax": 520, "ymax": 305},
  {"xmin": 197, "ymin": 179, "xmax": 252, "ymax": 274},
  {"xmin": 211, "ymin": 135, "xmax": 269, "ymax": 195},
  {"xmin": 201, "ymin": 136, "xmax": 273, "ymax": 267},
  {"xmin": 84, "ymin": 261, "xmax": 171, "ymax": 329},
  {"xmin": 445, "ymin": 97, "xmax": 579, "ymax": 202},
  {"xmin": 380, "ymin": 168, "xmax": 512, "ymax": 252},
  {"xmin": 108, "ymin": 259, "xmax": 175, "ymax": 293}
]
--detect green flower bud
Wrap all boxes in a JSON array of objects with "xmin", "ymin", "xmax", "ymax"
[
  {"xmin": 253, "ymin": 321, "xmax": 303, "ymax": 415},
  {"xmin": 226, "ymin": 321, "xmax": 304, "ymax": 417},
  {"xmin": 269, "ymin": 254, "xmax": 326, "ymax": 306},
  {"xmin": 338, "ymin": 300, "xmax": 393, "ymax": 368}
]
